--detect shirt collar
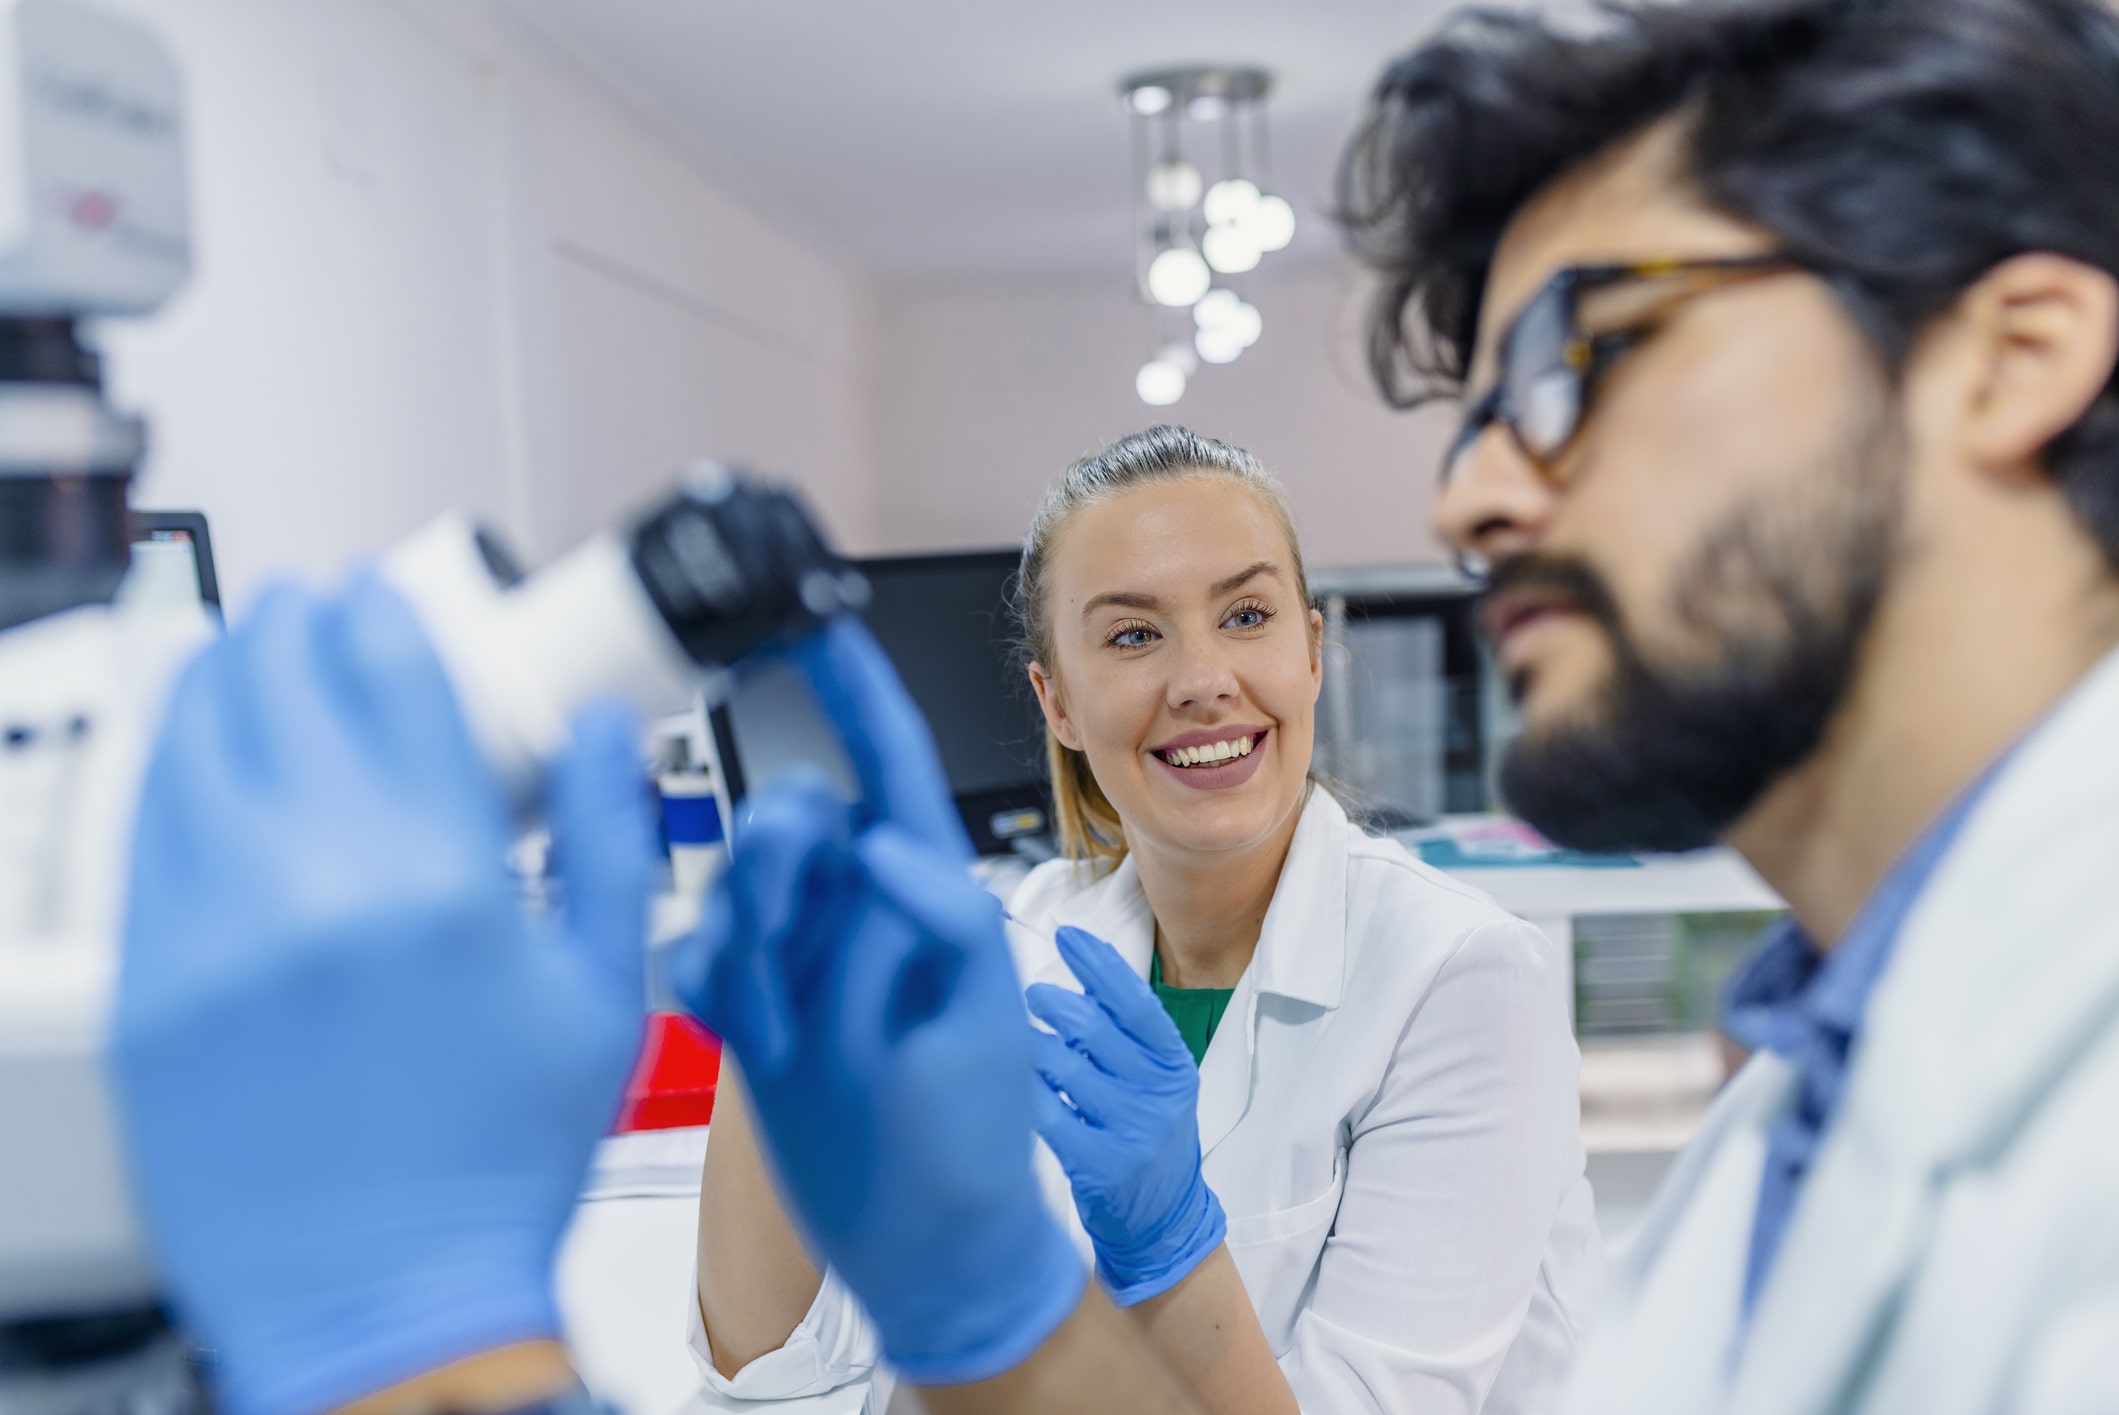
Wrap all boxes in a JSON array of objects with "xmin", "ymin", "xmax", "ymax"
[{"xmin": 1721, "ymin": 759, "xmax": 2008, "ymax": 1058}]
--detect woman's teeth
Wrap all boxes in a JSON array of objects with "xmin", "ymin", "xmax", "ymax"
[{"xmin": 1160, "ymin": 736, "xmax": 1255, "ymax": 768}]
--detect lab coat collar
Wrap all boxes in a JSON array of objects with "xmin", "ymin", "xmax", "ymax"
[
  {"xmin": 1729, "ymin": 643, "xmax": 2119, "ymax": 1414},
  {"xmin": 1026, "ymin": 788, "xmax": 1352, "ymax": 1159},
  {"xmin": 1246, "ymin": 787, "xmax": 1351, "ymax": 1011},
  {"xmin": 1032, "ymin": 855, "xmax": 1158, "ymax": 985},
  {"xmin": 1027, "ymin": 786, "xmax": 1350, "ymax": 1008},
  {"xmin": 1194, "ymin": 788, "xmax": 1351, "ymax": 1156}
]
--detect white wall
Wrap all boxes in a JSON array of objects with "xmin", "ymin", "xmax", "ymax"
[
  {"xmin": 76, "ymin": 0, "xmax": 1447, "ymax": 609},
  {"xmin": 876, "ymin": 259, "xmax": 1458, "ymax": 569},
  {"xmin": 92, "ymin": 0, "xmax": 886, "ymax": 611}
]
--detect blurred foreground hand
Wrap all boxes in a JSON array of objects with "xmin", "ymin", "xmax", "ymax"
[
  {"xmin": 673, "ymin": 617, "xmax": 1086, "ymax": 1385},
  {"xmin": 114, "ymin": 576, "xmax": 655, "ymax": 1415}
]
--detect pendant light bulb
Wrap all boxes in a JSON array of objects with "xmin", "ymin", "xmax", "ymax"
[
  {"xmin": 1147, "ymin": 247, "xmax": 1212, "ymax": 307},
  {"xmin": 1137, "ymin": 358, "xmax": 1187, "ymax": 405},
  {"xmin": 1203, "ymin": 178, "xmax": 1261, "ymax": 229}
]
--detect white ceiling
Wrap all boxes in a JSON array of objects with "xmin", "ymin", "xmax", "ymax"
[{"xmin": 504, "ymin": 0, "xmax": 1530, "ymax": 285}]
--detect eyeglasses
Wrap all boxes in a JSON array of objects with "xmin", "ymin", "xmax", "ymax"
[{"xmin": 1443, "ymin": 254, "xmax": 1810, "ymax": 492}]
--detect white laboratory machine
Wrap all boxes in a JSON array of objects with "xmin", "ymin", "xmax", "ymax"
[{"xmin": 0, "ymin": 5, "xmax": 865, "ymax": 1411}]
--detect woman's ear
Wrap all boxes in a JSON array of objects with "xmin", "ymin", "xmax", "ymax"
[
  {"xmin": 1027, "ymin": 661, "xmax": 1084, "ymax": 752},
  {"xmin": 1307, "ymin": 607, "xmax": 1325, "ymax": 694}
]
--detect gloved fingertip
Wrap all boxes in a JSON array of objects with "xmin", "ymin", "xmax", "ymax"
[
  {"xmin": 1054, "ymin": 927, "xmax": 1116, "ymax": 987},
  {"xmin": 1022, "ymin": 982, "xmax": 1069, "ymax": 1022},
  {"xmin": 238, "ymin": 578, "xmax": 320, "ymax": 630},
  {"xmin": 1024, "ymin": 980, "xmax": 1102, "ymax": 1039},
  {"xmin": 331, "ymin": 577, "xmax": 436, "ymax": 702}
]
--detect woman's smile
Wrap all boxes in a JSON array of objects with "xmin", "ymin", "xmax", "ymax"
[{"xmin": 1148, "ymin": 727, "xmax": 1270, "ymax": 791}]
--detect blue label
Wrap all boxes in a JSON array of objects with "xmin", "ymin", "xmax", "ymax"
[{"xmin": 662, "ymin": 792, "xmax": 725, "ymax": 845}]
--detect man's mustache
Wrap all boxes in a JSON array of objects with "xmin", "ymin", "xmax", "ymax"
[{"xmin": 1478, "ymin": 553, "xmax": 1625, "ymax": 639}]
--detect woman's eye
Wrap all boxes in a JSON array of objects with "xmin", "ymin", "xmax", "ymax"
[
  {"xmin": 1109, "ymin": 625, "xmax": 1158, "ymax": 649},
  {"xmin": 1224, "ymin": 604, "xmax": 1275, "ymax": 630}
]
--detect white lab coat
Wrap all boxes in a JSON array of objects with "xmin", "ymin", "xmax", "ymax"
[
  {"xmin": 1561, "ymin": 645, "xmax": 2119, "ymax": 1415},
  {"xmin": 686, "ymin": 789, "xmax": 1603, "ymax": 1415}
]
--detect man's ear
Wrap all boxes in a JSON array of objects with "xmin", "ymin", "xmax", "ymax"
[
  {"xmin": 1953, "ymin": 253, "xmax": 2119, "ymax": 477},
  {"xmin": 1026, "ymin": 662, "xmax": 1083, "ymax": 752}
]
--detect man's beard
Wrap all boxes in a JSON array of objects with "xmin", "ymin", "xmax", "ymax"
[{"xmin": 1496, "ymin": 414, "xmax": 1905, "ymax": 854}]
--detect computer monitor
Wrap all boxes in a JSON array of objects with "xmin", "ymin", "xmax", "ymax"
[
  {"xmin": 708, "ymin": 550, "xmax": 1052, "ymax": 857},
  {"xmin": 122, "ymin": 511, "xmax": 222, "ymax": 623}
]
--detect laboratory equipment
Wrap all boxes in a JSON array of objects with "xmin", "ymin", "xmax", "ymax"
[
  {"xmin": 709, "ymin": 549, "xmax": 1050, "ymax": 856},
  {"xmin": 120, "ymin": 512, "xmax": 220, "ymax": 620},
  {"xmin": 0, "ymin": 3, "xmax": 862, "ymax": 1407},
  {"xmin": 1310, "ymin": 565, "xmax": 1493, "ymax": 826},
  {"xmin": 0, "ymin": 4, "xmax": 196, "ymax": 1406},
  {"xmin": 6, "ymin": 475, "xmax": 859, "ymax": 1310}
]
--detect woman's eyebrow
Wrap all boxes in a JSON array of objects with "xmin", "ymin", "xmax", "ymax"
[
  {"xmin": 1081, "ymin": 589, "xmax": 1160, "ymax": 619},
  {"xmin": 1211, "ymin": 561, "xmax": 1279, "ymax": 598},
  {"xmin": 1079, "ymin": 561, "xmax": 1281, "ymax": 621}
]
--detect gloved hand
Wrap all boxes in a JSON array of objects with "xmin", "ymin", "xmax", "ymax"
[
  {"xmin": 114, "ymin": 576, "xmax": 654, "ymax": 1415},
  {"xmin": 1026, "ymin": 927, "xmax": 1227, "ymax": 1307},
  {"xmin": 671, "ymin": 617, "xmax": 1085, "ymax": 1384}
]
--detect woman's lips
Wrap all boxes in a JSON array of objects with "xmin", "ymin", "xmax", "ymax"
[{"xmin": 1150, "ymin": 730, "xmax": 1270, "ymax": 791}]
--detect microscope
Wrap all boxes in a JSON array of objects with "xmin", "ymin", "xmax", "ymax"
[{"xmin": 0, "ymin": 3, "xmax": 862, "ymax": 1410}]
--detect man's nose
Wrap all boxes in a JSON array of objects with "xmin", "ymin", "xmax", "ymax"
[{"xmin": 1432, "ymin": 425, "xmax": 1560, "ymax": 569}]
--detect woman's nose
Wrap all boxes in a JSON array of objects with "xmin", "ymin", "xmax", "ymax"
[{"xmin": 1167, "ymin": 634, "xmax": 1241, "ymax": 710}]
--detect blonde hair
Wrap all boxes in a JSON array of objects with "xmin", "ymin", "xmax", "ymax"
[{"xmin": 1015, "ymin": 425, "xmax": 1314, "ymax": 868}]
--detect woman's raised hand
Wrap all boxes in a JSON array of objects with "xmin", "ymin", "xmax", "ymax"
[{"xmin": 1026, "ymin": 927, "xmax": 1228, "ymax": 1307}]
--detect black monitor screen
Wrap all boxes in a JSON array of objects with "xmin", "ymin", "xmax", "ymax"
[
  {"xmin": 712, "ymin": 550, "xmax": 1051, "ymax": 856},
  {"xmin": 860, "ymin": 553, "xmax": 1044, "ymax": 799}
]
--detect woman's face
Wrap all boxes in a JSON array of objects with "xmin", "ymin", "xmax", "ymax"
[{"xmin": 1029, "ymin": 475, "xmax": 1324, "ymax": 865}]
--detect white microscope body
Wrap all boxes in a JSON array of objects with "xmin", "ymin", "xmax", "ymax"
[
  {"xmin": 0, "ymin": 1, "xmax": 861, "ymax": 1368},
  {"xmin": 0, "ymin": 0, "xmax": 197, "ymax": 1325}
]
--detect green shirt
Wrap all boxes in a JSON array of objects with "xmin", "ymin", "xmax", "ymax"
[{"xmin": 1149, "ymin": 951, "xmax": 1235, "ymax": 1067}]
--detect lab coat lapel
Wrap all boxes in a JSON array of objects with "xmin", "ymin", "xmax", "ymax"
[
  {"xmin": 1193, "ymin": 971, "xmax": 1257, "ymax": 1160},
  {"xmin": 1197, "ymin": 790, "xmax": 1349, "ymax": 1159},
  {"xmin": 1730, "ymin": 645, "xmax": 2119, "ymax": 1415},
  {"xmin": 1029, "ymin": 854, "xmax": 1157, "ymax": 991},
  {"xmin": 1567, "ymin": 1059, "xmax": 1787, "ymax": 1414}
]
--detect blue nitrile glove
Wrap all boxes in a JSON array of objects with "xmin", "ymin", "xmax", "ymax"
[
  {"xmin": 114, "ymin": 576, "xmax": 655, "ymax": 1415},
  {"xmin": 1026, "ymin": 926, "xmax": 1227, "ymax": 1307},
  {"xmin": 671, "ymin": 617, "xmax": 1084, "ymax": 1384}
]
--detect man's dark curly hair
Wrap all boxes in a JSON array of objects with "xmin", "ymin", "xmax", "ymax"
[{"xmin": 1337, "ymin": 0, "xmax": 2119, "ymax": 568}]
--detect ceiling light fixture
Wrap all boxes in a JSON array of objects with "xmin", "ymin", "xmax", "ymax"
[
  {"xmin": 1127, "ymin": 84, "xmax": 1173, "ymax": 117},
  {"xmin": 1120, "ymin": 65, "xmax": 1295, "ymax": 405}
]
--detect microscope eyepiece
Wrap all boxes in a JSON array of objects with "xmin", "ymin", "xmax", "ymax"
[{"xmin": 627, "ymin": 470, "xmax": 864, "ymax": 671}]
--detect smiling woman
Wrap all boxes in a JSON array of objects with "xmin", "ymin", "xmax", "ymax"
[
  {"xmin": 686, "ymin": 426, "xmax": 1605, "ymax": 1415},
  {"xmin": 1015, "ymin": 425, "xmax": 1321, "ymax": 879}
]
